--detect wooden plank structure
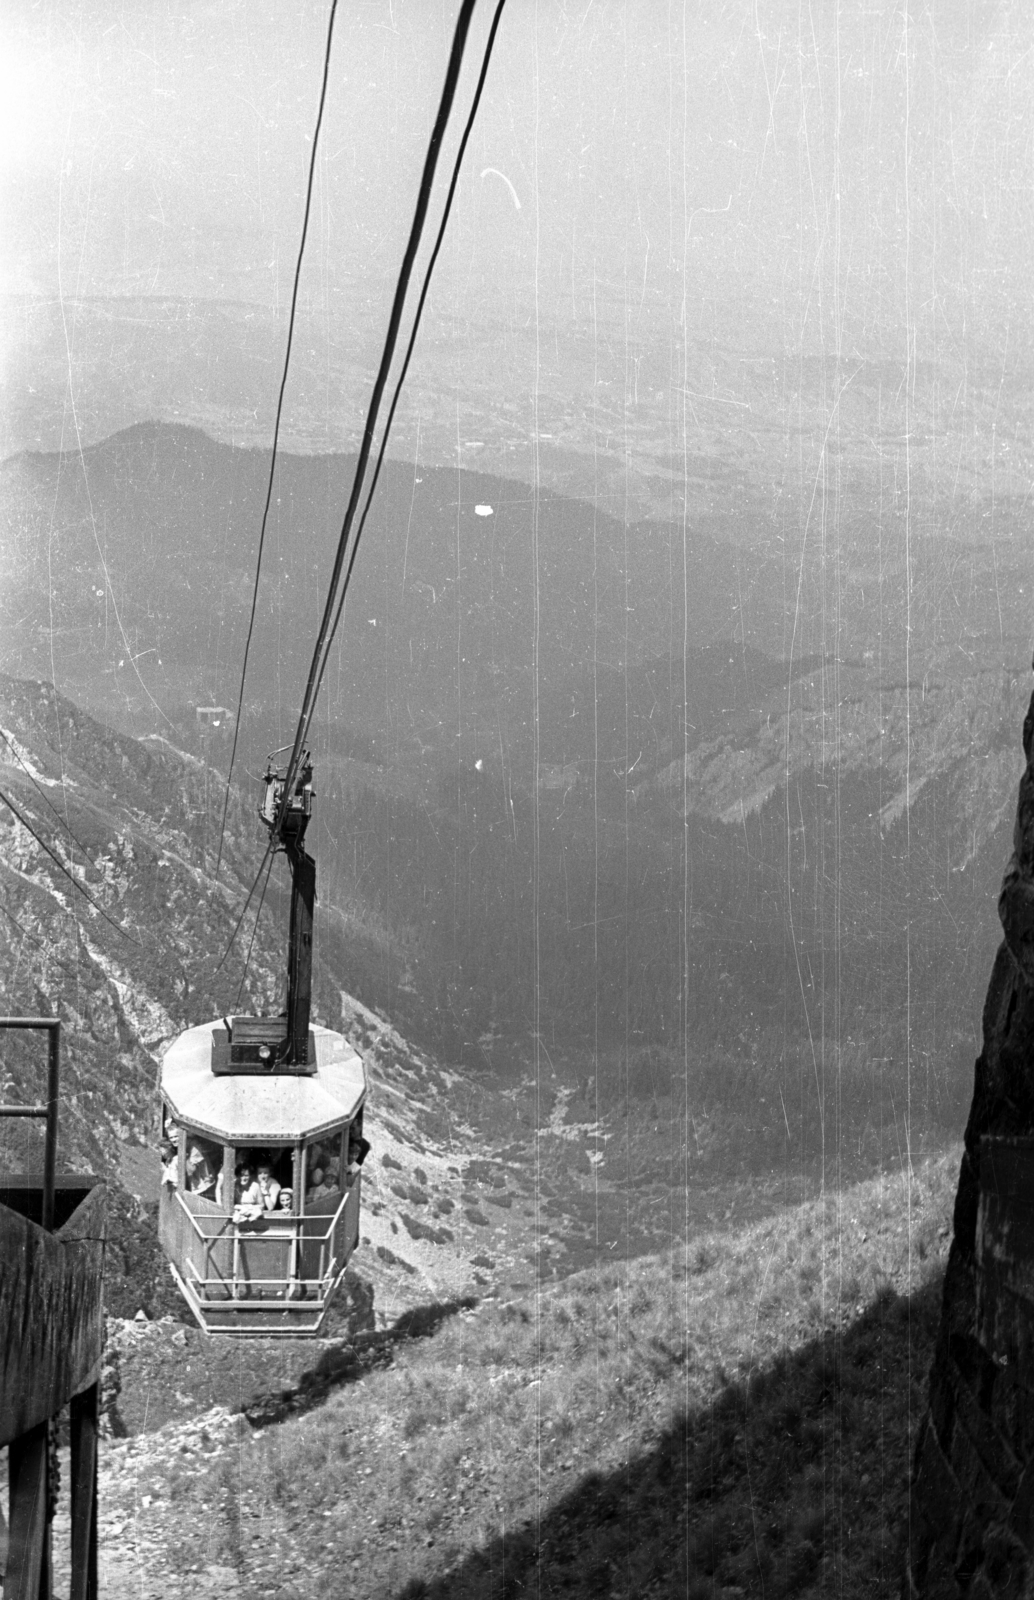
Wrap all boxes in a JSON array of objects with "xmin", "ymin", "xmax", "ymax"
[
  {"xmin": 0, "ymin": 1020, "xmax": 106, "ymax": 1600},
  {"xmin": 908, "ymin": 691, "xmax": 1034, "ymax": 1593}
]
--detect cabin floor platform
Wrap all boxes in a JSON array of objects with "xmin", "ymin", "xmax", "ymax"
[{"xmin": 168, "ymin": 1262, "xmax": 337, "ymax": 1337}]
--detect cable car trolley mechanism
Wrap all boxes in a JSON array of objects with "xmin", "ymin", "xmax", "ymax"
[{"xmin": 158, "ymin": 753, "xmax": 369, "ymax": 1336}]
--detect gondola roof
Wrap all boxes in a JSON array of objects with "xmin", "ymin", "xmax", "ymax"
[{"xmin": 161, "ymin": 1021, "xmax": 365, "ymax": 1143}]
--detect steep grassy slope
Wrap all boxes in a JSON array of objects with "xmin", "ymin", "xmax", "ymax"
[{"xmin": 71, "ymin": 1147, "xmax": 958, "ymax": 1600}]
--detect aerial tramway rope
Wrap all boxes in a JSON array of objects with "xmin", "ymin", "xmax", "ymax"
[
  {"xmin": 215, "ymin": 0, "xmax": 342, "ymax": 884},
  {"xmin": 234, "ymin": 846, "xmax": 277, "ymax": 1008},
  {"xmin": 0, "ymin": 726, "xmax": 140, "ymax": 957},
  {"xmin": 274, "ymin": 0, "xmax": 486, "ymax": 826},
  {"xmin": 296, "ymin": 0, "xmax": 509, "ymax": 777},
  {"xmin": 0, "ymin": 727, "xmax": 97, "ymax": 869},
  {"xmin": 0, "ymin": 898, "xmax": 90, "ymax": 983},
  {"xmin": 213, "ymin": 839, "xmax": 275, "ymax": 975},
  {"xmin": 213, "ymin": 0, "xmax": 505, "ymax": 979},
  {"xmin": 0, "ymin": 785, "xmax": 139, "ymax": 944}
]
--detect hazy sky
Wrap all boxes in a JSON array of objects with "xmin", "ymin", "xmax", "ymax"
[{"xmin": 3, "ymin": 2, "xmax": 1033, "ymax": 461}]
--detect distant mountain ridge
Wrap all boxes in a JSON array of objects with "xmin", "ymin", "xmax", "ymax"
[{"xmin": 0, "ymin": 420, "xmax": 784, "ymax": 761}]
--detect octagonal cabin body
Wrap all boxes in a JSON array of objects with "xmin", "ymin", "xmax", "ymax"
[{"xmin": 158, "ymin": 1019, "xmax": 367, "ymax": 1336}]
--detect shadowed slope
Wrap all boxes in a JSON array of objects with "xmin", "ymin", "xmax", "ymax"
[{"xmin": 87, "ymin": 1149, "xmax": 956, "ymax": 1599}]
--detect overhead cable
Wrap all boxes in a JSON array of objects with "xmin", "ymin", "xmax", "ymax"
[
  {"xmin": 0, "ymin": 785, "xmax": 139, "ymax": 944},
  {"xmin": 0, "ymin": 893, "xmax": 84, "ymax": 983},
  {"xmin": 276, "ymin": 0, "xmax": 480, "ymax": 820},
  {"xmin": 313, "ymin": 0, "xmax": 509, "ymax": 740},
  {"xmin": 214, "ymin": 841, "xmax": 275, "ymax": 974},
  {"xmin": 234, "ymin": 848, "xmax": 277, "ymax": 1010},
  {"xmin": 214, "ymin": 0, "xmax": 342, "ymax": 882},
  {"xmin": 0, "ymin": 726, "xmax": 95, "ymax": 866}
]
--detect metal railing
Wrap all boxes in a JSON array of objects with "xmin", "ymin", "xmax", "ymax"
[
  {"xmin": 172, "ymin": 1189, "xmax": 343, "ymax": 1243},
  {"xmin": 169, "ymin": 1184, "xmax": 355, "ymax": 1306}
]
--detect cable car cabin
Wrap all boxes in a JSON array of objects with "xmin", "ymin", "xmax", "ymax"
[
  {"xmin": 158, "ymin": 752, "xmax": 369, "ymax": 1333},
  {"xmin": 158, "ymin": 1017, "xmax": 368, "ymax": 1335}
]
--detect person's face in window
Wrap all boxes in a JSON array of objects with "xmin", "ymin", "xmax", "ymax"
[
  {"xmin": 240, "ymin": 1166, "xmax": 254, "ymax": 1186},
  {"xmin": 278, "ymin": 1189, "xmax": 294, "ymax": 1210}
]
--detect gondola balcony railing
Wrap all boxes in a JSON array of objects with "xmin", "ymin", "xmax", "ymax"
[{"xmin": 158, "ymin": 1176, "xmax": 360, "ymax": 1334}]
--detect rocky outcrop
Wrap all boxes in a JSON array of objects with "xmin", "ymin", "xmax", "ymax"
[{"xmin": 908, "ymin": 687, "xmax": 1034, "ymax": 1593}]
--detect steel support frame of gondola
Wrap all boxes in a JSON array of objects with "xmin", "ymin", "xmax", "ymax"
[
  {"xmin": 283, "ymin": 834, "xmax": 316, "ymax": 1066},
  {"xmin": 289, "ymin": 1138, "xmax": 306, "ymax": 1295}
]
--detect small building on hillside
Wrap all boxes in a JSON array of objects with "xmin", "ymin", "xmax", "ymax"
[{"xmin": 196, "ymin": 706, "xmax": 234, "ymax": 729}]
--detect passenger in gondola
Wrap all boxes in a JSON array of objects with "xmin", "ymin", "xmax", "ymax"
[
  {"xmin": 305, "ymin": 1167, "xmax": 331, "ymax": 1206},
  {"xmin": 232, "ymin": 1161, "xmax": 263, "ymax": 1223},
  {"xmin": 234, "ymin": 1162, "xmax": 260, "ymax": 1204},
  {"xmin": 185, "ymin": 1139, "xmax": 218, "ymax": 1199},
  {"xmin": 160, "ymin": 1139, "xmax": 179, "ymax": 1189},
  {"xmin": 235, "ymin": 1164, "xmax": 260, "ymax": 1203},
  {"xmin": 346, "ymin": 1131, "xmax": 370, "ymax": 1180},
  {"xmin": 312, "ymin": 1142, "xmax": 341, "ymax": 1195},
  {"xmin": 277, "ymin": 1187, "xmax": 294, "ymax": 1212},
  {"xmin": 256, "ymin": 1158, "xmax": 281, "ymax": 1211}
]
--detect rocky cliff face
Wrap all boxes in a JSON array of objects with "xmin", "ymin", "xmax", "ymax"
[{"xmin": 908, "ymin": 682, "xmax": 1034, "ymax": 1592}]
